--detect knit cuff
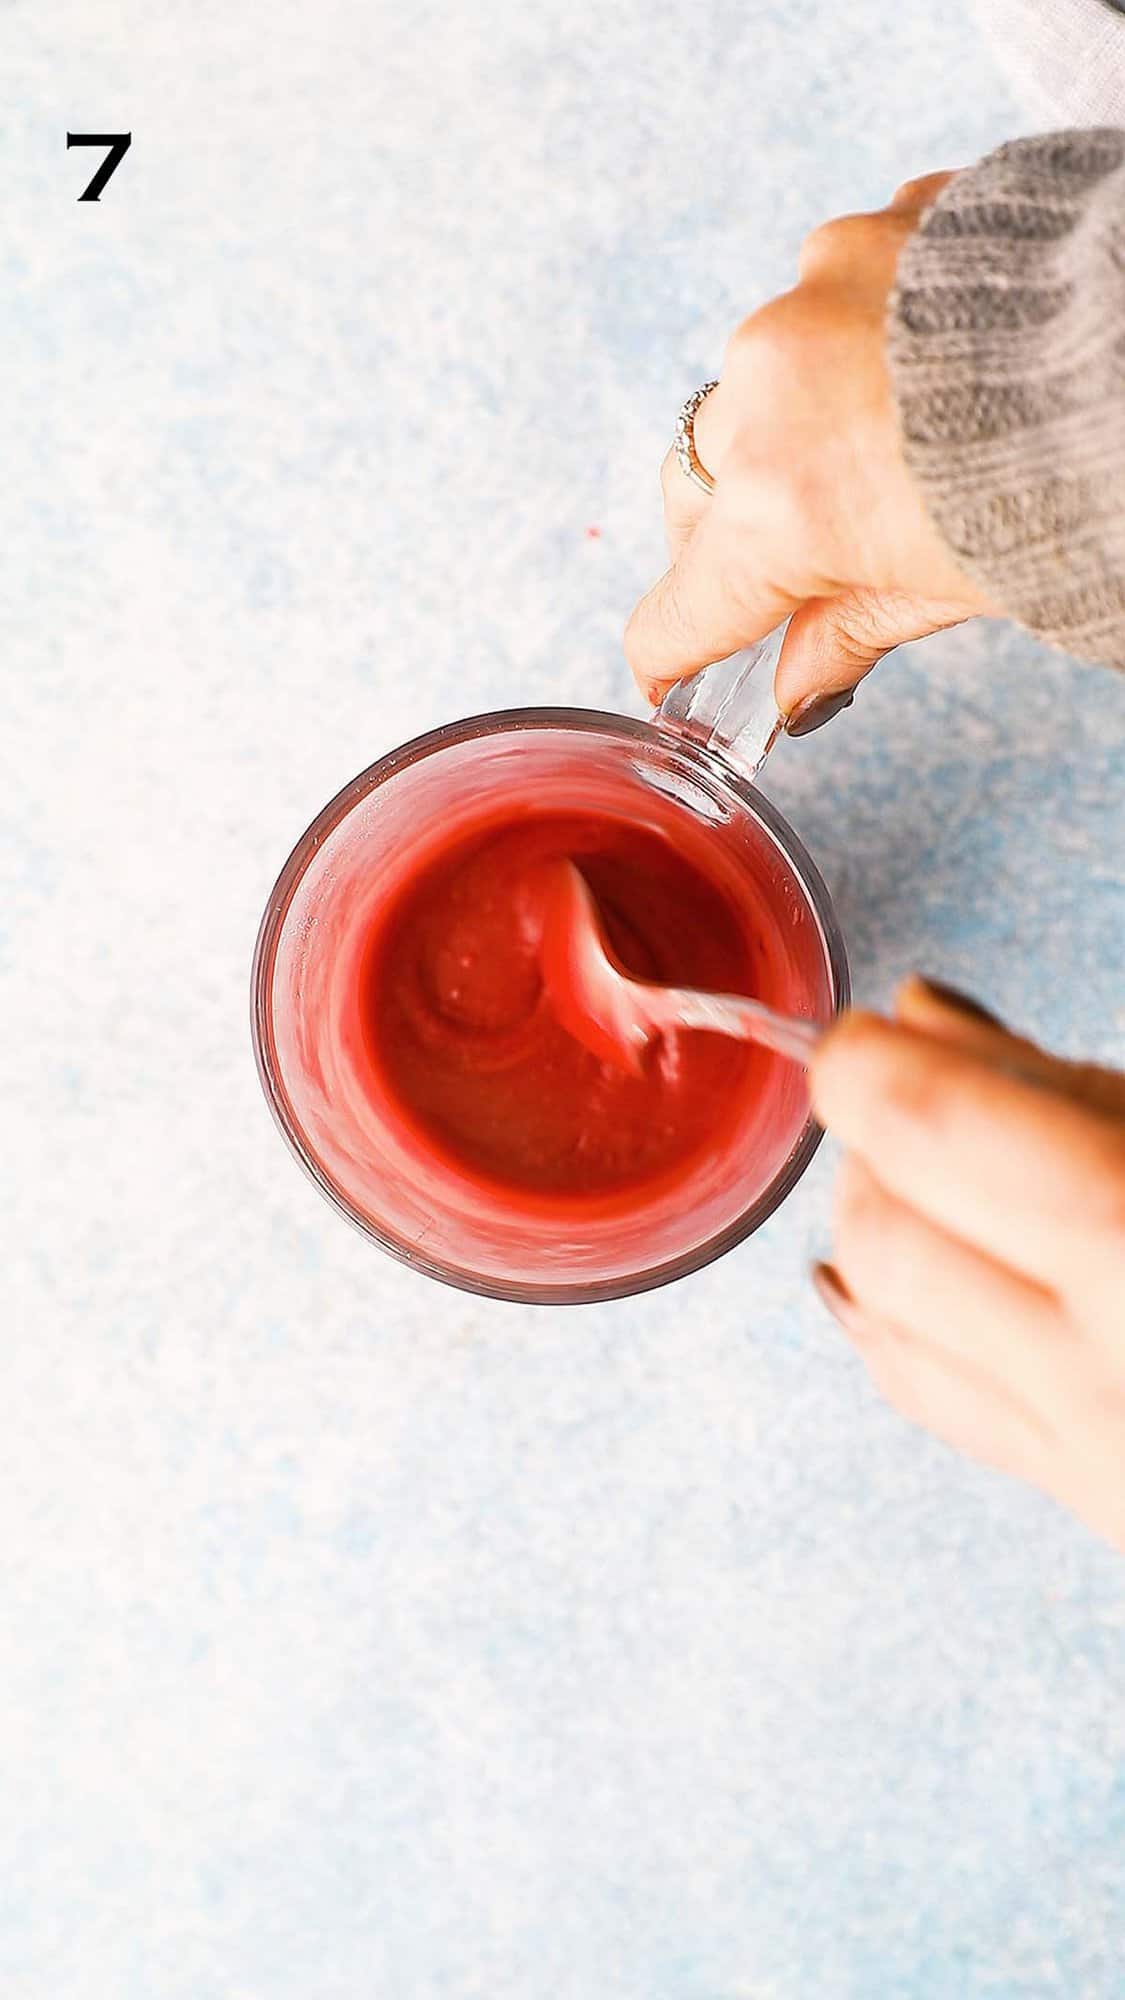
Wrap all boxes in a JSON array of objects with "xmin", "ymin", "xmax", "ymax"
[{"xmin": 887, "ymin": 128, "xmax": 1125, "ymax": 671}]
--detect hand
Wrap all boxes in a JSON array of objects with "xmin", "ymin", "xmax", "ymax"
[
  {"xmin": 810, "ymin": 977, "xmax": 1125, "ymax": 1553},
  {"xmin": 625, "ymin": 173, "xmax": 994, "ymax": 731}
]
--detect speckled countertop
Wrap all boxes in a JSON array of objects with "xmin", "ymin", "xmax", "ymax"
[{"xmin": 6, "ymin": 3, "xmax": 1125, "ymax": 1995}]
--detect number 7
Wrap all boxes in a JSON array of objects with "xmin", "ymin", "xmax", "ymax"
[{"xmin": 67, "ymin": 132, "xmax": 132, "ymax": 202}]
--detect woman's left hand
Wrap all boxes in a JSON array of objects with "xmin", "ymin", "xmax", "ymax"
[
  {"xmin": 623, "ymin": 172, "xmax": 990, "ymax": 725},
  {"xmin": 810, "ymin": 977, "xmax": 1125, "ymax": 1553}
]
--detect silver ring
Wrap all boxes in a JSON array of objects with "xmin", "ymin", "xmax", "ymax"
[{"xmin": 673, "ymin": 379, "xmax": 719, "ymax": 494}]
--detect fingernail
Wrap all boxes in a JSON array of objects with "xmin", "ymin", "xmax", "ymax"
[
  {"xmin": 811, "ymin": 1261, "xmax": 880, "ymax": 1348},
  {"xmin": 917, "ymin": 978, "xmax": 1004, "ymax": 1028},
  {"xmin": 785, "ymin": 688, "xmax": 856, "ymax": 738}
]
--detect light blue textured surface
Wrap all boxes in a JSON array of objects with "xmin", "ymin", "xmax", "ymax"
[{"xmin": 5, "ymin": 5, "xmax": 1125, "ymax": 1996}]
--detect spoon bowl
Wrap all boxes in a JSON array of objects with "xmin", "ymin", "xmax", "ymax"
[{"xmin": 538, "ymin": 859, "xmax": 825, "ymax": 1073}]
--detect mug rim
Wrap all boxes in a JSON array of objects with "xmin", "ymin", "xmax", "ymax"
[{"xmin": 251, "ymin": 706, "xmax": 850, "ymax": 1304}]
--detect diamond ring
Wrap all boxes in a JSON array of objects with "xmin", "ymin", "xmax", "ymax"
[{"xmin": 673, "ymin": 380, "xmax": 720, "ymax": 494}]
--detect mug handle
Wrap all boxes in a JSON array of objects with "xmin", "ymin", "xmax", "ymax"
[{"xmin": 656, "ymin": 623, "xmax": 787, "ymax": 784}]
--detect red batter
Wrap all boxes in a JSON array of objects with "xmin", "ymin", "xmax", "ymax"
[{"xmin": 359, "ymin": 811, "xmax": 766, "ymax": 1203}]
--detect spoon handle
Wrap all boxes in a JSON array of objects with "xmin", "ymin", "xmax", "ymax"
[
  {"xmin": 656, "ymin": 624, "xmax": 787, "ymax": 784},
  {"xmin": 654, "ymin": 988, "xmax": 825, "ymax": 1066}
]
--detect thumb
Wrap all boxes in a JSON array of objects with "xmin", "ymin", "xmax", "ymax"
[{"xmin": 775, "ymin": 588, "xmax": 976, "ymax": 734}]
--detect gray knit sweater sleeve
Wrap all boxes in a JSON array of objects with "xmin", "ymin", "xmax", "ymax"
[{"xmin": 886, "ymin": 128, "xmax": 1125, "ymax": 671}]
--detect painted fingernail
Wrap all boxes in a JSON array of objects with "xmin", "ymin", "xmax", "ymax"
[
  {"xmin": 785, "ymin": 688, "xmax": 856, "ymax": 738},
  {"xmin": 811, "ymin": 1261, "xmax": 876, "ymax": 1343},
  {"xmin": 917, "ymin": 978, "xmax": 1004, "ymax": 1028}
]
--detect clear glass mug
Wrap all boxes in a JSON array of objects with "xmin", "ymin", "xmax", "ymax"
[{"xmin": 251, "ymin": 635, "xmax": 849, "ymax": 1302}]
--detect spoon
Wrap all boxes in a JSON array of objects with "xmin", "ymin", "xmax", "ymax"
[{"xmin": 538, "ymin": 860, "xmax": 825, "ymax": 1075}]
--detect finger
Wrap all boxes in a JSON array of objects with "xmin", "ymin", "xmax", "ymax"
[
  {"xmin": 896, "ymin": 976, "xmax": 1125, "ymax": 1119},
  {"xmin": 809, "ymin": 1013, "xmax": 1125, "ymax": 1293},
  {"xmin": 864, "ymin": 1320, "xmax": 1056, "ymax": 1491},
  {"xmin": 624, "ymin": 504, "xmax": 795, "ymax": 703},
  {"xmin": 814, "ymin": 1265, "xmax": 1057, "ymax": 1489},
  {"xmin": 774, "ymin": 588, "xmax": 974, "ymax": 724},
  {"xmin": 890, "ymin": 981, "xmax": 1125, "ymax": 1322},
  {"xmin": 895, "ymin": 973, "xmax": 1009, "ymax": 1043},
  {"xmin": 660, "ymin": 445, "xmax": 709, "ymax": 564},
  {"xmin": 833, "ymin": 1152, "xmax": 1064, "ymax": 1403}
]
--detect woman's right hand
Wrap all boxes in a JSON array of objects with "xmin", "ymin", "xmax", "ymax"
[
  {"xmin": 625, "ymin": 172, "xmax": 994, "ymax": 733},
  {"xmin": 810, "ymin": 979, "xmax": 1125, "ymax": 1554}
]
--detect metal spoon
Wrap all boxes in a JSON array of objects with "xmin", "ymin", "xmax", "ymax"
[{"xmin": 538, "ymin": 859, "xmax": 824, "ymax": 1075}]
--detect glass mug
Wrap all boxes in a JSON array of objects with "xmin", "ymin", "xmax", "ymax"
[{"xmin": 252, "ymin": 632, "xmax": 849, "ymax": 1302}]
